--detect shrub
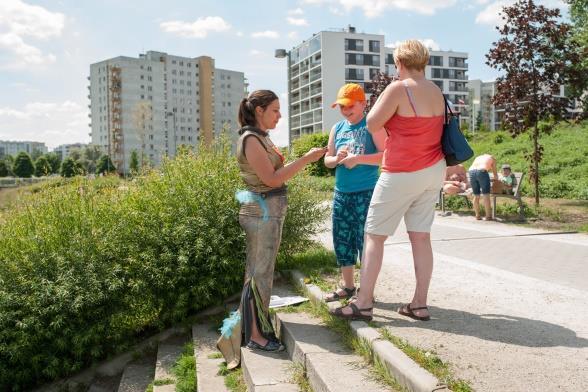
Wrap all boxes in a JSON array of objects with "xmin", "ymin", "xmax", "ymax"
[
  {"xmin": 493, "ymin": 133, "xmax": 505, "ymax": 144},
  {"xmin": 34, "ymin": 156, "xmax": 52, "ymax": 177},
  {"xmin": 291, "ymin": 132, "xmax": 332, "ymax": 177},
  {"xmin": 96, "ymin": 155, "xmax": 116, "ymax": 175},
  {"xmin": 0, "ymin": 161, "xmax": 8, "ymax": 177},
  {"xmin": 0, "ymin": 142, "xmax": 327, "ymax": 390},
  {"xmin": 12, "ymin": 152, "xmax": 34, "ymax": 178}
]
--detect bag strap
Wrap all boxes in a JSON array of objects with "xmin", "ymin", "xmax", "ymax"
[
  {"xmin": 443, "ymin": 95, "xmax": 454, "ymax": 125},
  {"xmin": 402, "ymin": 80, "xmax": 418, "ymax": 117}
]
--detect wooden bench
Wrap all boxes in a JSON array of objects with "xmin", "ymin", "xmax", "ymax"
[{"xmin": 440, "ymin": 172, "xmax": 525, "ymax": 220}]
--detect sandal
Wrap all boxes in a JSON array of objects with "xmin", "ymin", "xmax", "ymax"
[
  {"xmin": 398, "ymin": 303, "xmax": 430, "ymax": 321},
  {"xmin": 330, "ymin": 302, "xmax": 373, "ymax": 321},
  {"xmin": 325, "ymin": 286, "xmax": 356, "ymax": 303}
]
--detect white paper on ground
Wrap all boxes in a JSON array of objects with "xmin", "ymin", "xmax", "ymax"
[{"xmin": 269, "ymin": 295, "xmax": 309, "ymax": 309}]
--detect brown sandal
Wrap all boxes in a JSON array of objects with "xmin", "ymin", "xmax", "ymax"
[
  {"xmin": 325, "ymin": 286, "xmax": 356, "ymax": 303},
  {"xmin": 330, "ymin": 302, "xmax": 373, "ymax": 321},
  {"xmin": 398, "ymin": 303, "xmax": 430, "ymax": 321}
]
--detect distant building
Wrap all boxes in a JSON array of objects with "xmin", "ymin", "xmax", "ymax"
[
  {"xmin": 89, "ymin": 50, "xmax": 246, "ymax": 174},
  {"xmin": 53, "ymin": 143, "xmax": 88, "ymax": 161},
  {"xmin": 0, "ymin": 141, "xmax": 47, "ymax": 159},
  {"xmin": 282, "ymin": 27, "xmax": 469, "ymax": 146}
]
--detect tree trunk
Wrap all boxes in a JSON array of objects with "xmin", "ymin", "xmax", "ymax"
[{"xmin": 533, "ymin": 124, "xmax": 540, "ymax": 207}]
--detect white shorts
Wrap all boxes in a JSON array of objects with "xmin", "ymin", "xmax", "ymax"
[{"xmin": 365, "ymin": 159, "xmax": 446, "ymax": 236}]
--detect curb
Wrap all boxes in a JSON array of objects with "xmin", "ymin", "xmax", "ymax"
[{"xmin": 288, "ymin": 270, "xmax": 450, "ymax": 392}]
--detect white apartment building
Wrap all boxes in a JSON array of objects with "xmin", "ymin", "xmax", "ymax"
[
  {"xmin": 283, "ymin": 27, "xmax": 469, "ymax": 144},
  {"xmin": 214, "ymin": 69, "xmax": 248, "ymax": 146},
  {"xmin": 53, "ymin": 143, "xmax": 88, "ymax": 161},
  {"xmin": 89, "ymin": 51, "xmax": 246, "ymax": 174},
  {"xmin": 468, "ymin": 79, "xmax": 501, "ymax": 132},
  {"xmin": 0, "ymin": 141, "xmax": 47, "ymax": 158},
  {"xmin": 285, "ymin": 27, "xmax": 385, "ymax": 141}
]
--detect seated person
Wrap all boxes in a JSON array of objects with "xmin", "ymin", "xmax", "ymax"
[
  {"xmin": 499, "ymin": 164, "xmax": 517, "ymax": 194},
  {"xmin": 443, "ymin": 164, "xmax": 469, "ymax": 195}
]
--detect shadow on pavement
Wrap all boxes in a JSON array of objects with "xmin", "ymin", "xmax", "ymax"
[{"xmin": 374, "ymin": 301, "xmax": 588, "ymax": 348}]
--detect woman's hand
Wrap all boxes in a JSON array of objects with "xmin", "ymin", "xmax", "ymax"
[
  {"xmin": 304, "ymin": 147, "xmax": 327, "ymax": 163},
  {"xmin": 335, "ymin": 148, "xmax": 348, "ymax": 163},
  {"xmin": 339, "ymin": 153, "xmax": 358, "ymax": 169}
]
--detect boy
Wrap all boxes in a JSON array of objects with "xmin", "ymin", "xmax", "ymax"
[
  {"xmin": 499, "ymin": 164, "xmax": 517, "ymax": 195},
  {"xmin": 323, "ymin": 83, "xmax": 386, "ymax": 302}
]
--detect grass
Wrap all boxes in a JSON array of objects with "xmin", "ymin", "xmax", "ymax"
[
  {"xmin": 278, "ymin": 246, "xmax": 339, "ymax": 293},
  {"xmin": 218, "ymin": 362, "xmax": 246, "ymax": 392},
  {"xmin": 172, "ymin": 342, "xmax": 196, "ymax": 392},
  {"xmin": 379, "ymin": 329, "xmax": 472, "ymax": 392},
  {"xmin": 289, "ymin": 362, "xmax": 313, "ymax": 392}
]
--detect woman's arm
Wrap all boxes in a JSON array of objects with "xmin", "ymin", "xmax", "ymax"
[
  {"xmin": 245, "ymin": 137, "xmax": 325, "ymax": 188},
  {"xmin": 366, "ymin": 82, "xmax": 401, "ymax": 133}
]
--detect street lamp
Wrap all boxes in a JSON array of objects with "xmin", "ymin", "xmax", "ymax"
[{"xmin": 275, "ymin": 48, "xmax": 292, "ymax": 152}]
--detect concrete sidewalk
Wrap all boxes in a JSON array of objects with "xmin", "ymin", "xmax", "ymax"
[{"xmin": 316, "ymin": 214, "xmax": 588, "ymax": 391}]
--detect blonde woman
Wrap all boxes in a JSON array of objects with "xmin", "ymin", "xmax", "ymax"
[{"xmin": 332, "ymin": 40, "xmax": 446, "ymax": 322}]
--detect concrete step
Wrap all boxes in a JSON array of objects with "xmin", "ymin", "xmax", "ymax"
[
  {"xmin": 192, "ymin": 323, "xmax": 229, "ymax": 392},
  {"xmin": 153, "ymin": 334, "xmax": 190, "ymax": 392},
  {"xmin": 117, "ymin": 363, "xmax": 155, "ymax": 392},
  {"xmin": 241, "ymin": 345, "xmax": 298, "ymax": 391},
  {"xmin": 275, "ymin": 311, "xmax": 389, "ymax": 392}
]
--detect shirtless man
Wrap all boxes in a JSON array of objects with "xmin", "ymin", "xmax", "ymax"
[
  {"xmin": 468, "ymin": 154, "xmax": 498, "ymax": 220},
  {"xmin": 443, "ymin": 164, "xmax": 468, "ymax": 195}
]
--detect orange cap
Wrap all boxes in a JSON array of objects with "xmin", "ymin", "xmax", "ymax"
[{"xmin": 331, "ymin": 83, "xmax": 366, "ymax": 108}]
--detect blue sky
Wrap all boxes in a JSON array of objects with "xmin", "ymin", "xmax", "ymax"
[{"xmin": 0, "ymin": 0, "xmax": 569, "ymax": 148}]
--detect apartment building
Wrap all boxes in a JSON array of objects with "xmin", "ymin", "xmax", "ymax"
[
  {"xmin": 282, "ymin": 27, "xmax": 469, "ymax": 144},
  {"xmin": 284, "ymin": 26, "xmax": 385, "ymax": 141},
  {"xmin": 89, "ymin": 51, "xmax": 246, "ymax": 174},
  {"xmin": 0, "ymin": 140, "xmax": 47, "ymax": 159},
  {"xmin": 53, "ymin": 143, "xmax": 88, "ymax": 161}
]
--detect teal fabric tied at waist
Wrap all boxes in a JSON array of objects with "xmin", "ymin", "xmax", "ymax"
[{"xmin": 236, "ymin": 190, "xmax": 269, "ymax": 221}]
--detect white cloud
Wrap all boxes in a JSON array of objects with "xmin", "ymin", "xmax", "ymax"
[
  {"xmin": 0, "ymin": 0, "xmax": 64, "ymax": 68},
  {"xmin": 0, "ymin": 101, "xmax": 89, "ymax": 148},
  {"xmin": 160, "ymin": 16, "xmax": 231, "ymax": 38},
  {"xmin": 301, "ymin": 0, "xmax": 457, "ymax": 16},
  {"xmin": 251, "ymin": 30, "xmax": 280, "ymax": 39},
  {"xmin": 476, "ymin": 0, "xmax": 568, "ymax": 26},
  {"xmin": 288, "ymin": 31, "xmax": 299, "ymax": 40},
  {"xmin": 387, "ymin": 38, "xmax": 440, "ymax": 50},
  {"xmin": 288, "ymin": 8, "xmax": 304, "ymax": 15},
  {"xmin": 287, "ymin": 17, "xmax": 309, "ymax": 26}
]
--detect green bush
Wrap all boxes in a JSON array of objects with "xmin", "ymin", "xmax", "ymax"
[
  {"xmin": 34, "ymin": 156, "xmax": 52, "ymax": 177},
  {"xmin": 12, "ymin": 152, "xmax": 34, "ymax": 178},
  {"xmin": 291, "ymin": 132, "xmax": 332, "ymax": 177},
  {"xmin": 0, "ymin": 161, "xmax": 8, "ymax": 177},
  {"xmin": 0, "ymin": 144, "xmax": 327, "ymax": 390}
]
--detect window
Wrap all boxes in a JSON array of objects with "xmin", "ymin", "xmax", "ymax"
[
  {"xmin": 369, "ymin": 40, "xmax": 380, "ymax": 53},
  {"xmin": 140, "ymin": 75, "xmax": 144, "ymax": 80},
  {"xmin": 172, "ymin": 60, "xmax": 177, "ymax": 64},
  {"xmin": 432, "ymin": 80, "xmax": 443, "ymax": 90},
  {"xmin": 369, "ymin": 68, "xmax": 379, "ymax": 80},
  {"xmin": 179, "ymin": 61, "xmax": 184, "ymax": 66},
  {"xmin": 345, "ymin": 53, "xmax": 363, "ymax": 65},
  {"xmin": 345, "ymin": 68, "xmax": 364, "ymax": 81},
  {"xmin": 448, "ymin": 57, "xmax": 467, "ymax": 68},
  {"xmin": 385, "ymin": 54, "xmax": 394, "ymax": 64},
  {"xmin": 429, "ymin": 56, "xmax": 443, "ymax": 66},
  {"xmin": 345, "ymin": 39, "xmax": 364, "ymax": 51}
]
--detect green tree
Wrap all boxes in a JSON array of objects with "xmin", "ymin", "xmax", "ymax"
[
  {"xmin": 96, "ymin": 155, "xmax": 116, "ymax": 175},
  {"xmin": 486, "ymin": 0, "xmax": 588, "ymax": 205},
  {"xmin": 34, "ymin": 156, "xmax": 52, "ymax": 177},
  {"xmin": 60, "ymin": 157, "xmax": 80, "ymax": 178},
  {"xmin": 30, "ymin": 148, "xmax": 44, "ymax": 161},
  {"xmin": 566, "ymin": 0, "xmax": 588, "ymax": 114},
  {"xmin": 129, "ymin": 150, "xmax": 139, "ymax": 174},
  {"xmin": 12, "ymin": 152, "xmax": 35, "ymax": 178},
  {"xmin": 44, "ymin": 152, "xmax": 61, "ymax": 174},
  {"xmin": 291, "ymin": 132, "xmax": 332, "ymax": 177},
  {"xmin": 0, "ymin": 160, "xmax": 9, "ymax": 177},
  {"xmin": 84, "ymin": 145, "xmax": 102, "ymax": 174}
]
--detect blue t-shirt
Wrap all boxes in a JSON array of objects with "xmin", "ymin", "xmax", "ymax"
[{"xmin": 333, "ymin": 117, "xmax": 379, "ymax": 193}]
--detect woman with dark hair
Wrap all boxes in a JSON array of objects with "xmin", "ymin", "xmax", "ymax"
[{"xmin": 219, "ymin": 90, "xmax": 325, "ymax": 365}]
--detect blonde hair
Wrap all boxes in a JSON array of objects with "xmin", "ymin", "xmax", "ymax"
[{"xmin": 394, "ymin": 40, "xmax": 430, "ymax": 72}]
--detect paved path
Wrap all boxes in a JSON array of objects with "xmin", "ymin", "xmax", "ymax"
[{"xmin": 316, "ymin": 214, "xmax": 588, "ymax": 391}]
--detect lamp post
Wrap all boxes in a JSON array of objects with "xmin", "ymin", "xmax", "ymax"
[{"xmin": 274, "ymin": 48, "xmax": 292, "ymax": 152}]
